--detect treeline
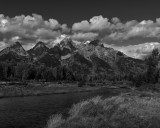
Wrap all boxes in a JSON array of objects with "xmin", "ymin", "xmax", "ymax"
[
  {"xmin": 130, "ymin": 48, "xmax": 160, "ymax": 86},
  {"xmin": 111, "ymin": 48, "xmax": 160, "ymax": 87},
  {"xmin": 0, "ymin": 60, "xmax": 112, "ymax": 83},
  {"xmin": 0, "ymin": 48, "xmax": 160, "ymax": 87},
  {"xmin": 0, "ymin": 60, "xmax": 76, "ymax": 82},
  {"xmin": 0, "ymin": 60, "xmax": 118, "ymax": 83}
]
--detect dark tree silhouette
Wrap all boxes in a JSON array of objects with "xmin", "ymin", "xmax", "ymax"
[{"xmin": 145, "ymin": 48, "xmax": 160, "ymax": 83}]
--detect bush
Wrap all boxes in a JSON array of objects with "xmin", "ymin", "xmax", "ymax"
[
  {"xmin": 78, "ymin": 81, "xmax": 86, "ymax": 87},
  {"xmin": 89, "ymin": 83, "xmax": 96, "ymax": 87},
  {"xmin": 132, "ymin": 73, "xmax": 146, "ymax": 87},
  {"xmin": 46, "ymin": 92, "xmax": 160, "ymax": 128},
  {"xmin": 46, "ymin": 114, "xmax": 64, "ymax": 128}
]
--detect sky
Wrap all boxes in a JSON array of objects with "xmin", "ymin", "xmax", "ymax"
[{"xmin": 1, "ymin": 0, "xmax": 160, "ymax": 58}]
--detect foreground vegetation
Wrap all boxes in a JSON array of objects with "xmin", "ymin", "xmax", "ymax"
[
  {"xmin": 46, "ymin": 91, "xmax": 160, "ymax": 128},
  {"xmin": 0, "ymin": 81, "xmax": 111, "ymax": 98}
]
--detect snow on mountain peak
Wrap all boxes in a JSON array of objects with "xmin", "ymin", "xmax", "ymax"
[
  {"xmin": 51, "ymin": 34, "xmax": 70, "ymax": 47},
  {"xmin": 84, "ymin": 41, "xmax": 91, "ymax": 45}
]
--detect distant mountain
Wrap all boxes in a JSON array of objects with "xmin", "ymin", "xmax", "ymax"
[
  {"xmin": 59, "ymin": 39, "xmax": 145, "ymax": 76},
  {"xmin": 61, "ymin": 52, "xmax": 93, "ymax": 76},
  {"xmin": 88, "ymin": 39, "xmax": 100, "ymax": 46},
  {"xmin": 0, "ymin": 42, "xmax": 29, "ymax": 62},
  {"xmin": 49, "ymin": 36, "xmax": 76, "ymax": 60},
  {"xmin": 28, "ymin": 41, "xmax": 49, "ymax": 58},
  {"xmin": 49, "ymin": 45, "xmax": 61, "ymax": 59},
  {"xmin": 0, "ymin": 36, "xmax": 146, "ymax": 76},
  {"xmin": 36, "ymin": 52, "xmax": 60, "ymax": 67},
  {"xmin": 34, "ymin": 38, "xmax": 77, "ymax": 67},
  {"xmin": 27, "ymin": 41, "xmax": 61, "ymax": 67}
]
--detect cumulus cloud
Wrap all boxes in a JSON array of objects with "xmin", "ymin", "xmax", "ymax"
[
  {"xmin": 0, "ymin": 14, "xmax": 70, "ymax": 49},
  {"xmin": 72, "ymin": 15, "xmax": 110, "ymax": 32},
  {"xmin": 71, "ymin": 32, "xmax": 98, "ymax": 41},
  {"xmin": 107, "ymin": 42, "xmax": 160, "ymax": 59},
  {"xmin": 1, "ymin": 14, "xmax": 160, "ymax": 52},
  {"xmin": 72, "ymin": 16, "xmax": 160, "ymax": 44},
  {"xmin": 0, "ymin": 41, "xmax": 6, "ymax": 51}
]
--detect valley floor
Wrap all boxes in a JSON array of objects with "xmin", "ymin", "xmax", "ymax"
[
  {"xmin": 0, "ymin": 81, "xmax": 159, "ymax": 99},
  {"xmin": 0, "ymin": 81, "xmax": 123, "ymax": 98}
]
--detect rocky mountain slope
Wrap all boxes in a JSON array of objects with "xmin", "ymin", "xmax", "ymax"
[
  {"xmin": 0, "ymin": 37, "xmax": 146, "ymax": 76},
  {"xmin": 0, "ymin": 42, "xmax": 29, "ymax": 61},
  {"xmin": 28, "ymin": 41, "xmax": 49, "ymax": 58}
]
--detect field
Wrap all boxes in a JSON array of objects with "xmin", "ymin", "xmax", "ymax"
[{"xmin": 0, "ymin": 81, "xmax": 116, "ymax": 98}]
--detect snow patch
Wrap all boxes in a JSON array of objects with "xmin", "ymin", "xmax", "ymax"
[{"xmin": 51, "ymin": 34, "xmax": 70, "ymax": 47}]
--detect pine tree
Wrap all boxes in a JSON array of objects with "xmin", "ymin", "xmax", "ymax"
[
  {"xmin": 145, "ymin": 48, "xmax": 160, "ymax": 83},
  {"xmin": 0, "ymin": 62, "xmax": 5, "ymax": 80}
]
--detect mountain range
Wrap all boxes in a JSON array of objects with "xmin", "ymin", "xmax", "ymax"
[{"xmin": 0, "ymin": 36, "xmax": 146, "ymax": 76}]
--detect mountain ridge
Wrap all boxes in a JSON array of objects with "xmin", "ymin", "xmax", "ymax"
[
  {"xmin": 0, "ymin": 37, "xmax": 145, "ymax": 76},
  {"xmin": 28, "ymin": 41, "xmax": 49, "ymax": 58}
]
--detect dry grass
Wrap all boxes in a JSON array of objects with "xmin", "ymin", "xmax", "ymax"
[
  {"xmin": 0, "ymin": 83, "xmax": 102, "ymax": 98},
  {"xmin": 46, "ymin": 91, "xmax": 160, "ymax": 128},
  {"xmin": 46, "ymin": 114, "xmax": 64, "ymax": 128}
]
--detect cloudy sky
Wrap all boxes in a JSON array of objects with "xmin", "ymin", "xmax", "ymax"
[{"xmin": 1, "ymin": 0, "xmax": 160, "ymax": 59}]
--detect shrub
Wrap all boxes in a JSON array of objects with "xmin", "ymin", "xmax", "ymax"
[
  {"xmin": 89, "ymin": 83, "xmax": 96, "ymax": 87},
  {"xmin": 78, "ymin": 81, "xmax": 86, "ymax": 87},
  {"xmin": 46, "ymin": 114, "xmax": 64, "ymax": 128},
  {"xmin": 46, "ymin": 92, "xmax": 160, "ymax": 128}
]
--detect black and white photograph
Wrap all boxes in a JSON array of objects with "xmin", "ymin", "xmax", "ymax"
[{"xmin": 0, "ymin": 0, "xmax": 160, "ymax": 128}]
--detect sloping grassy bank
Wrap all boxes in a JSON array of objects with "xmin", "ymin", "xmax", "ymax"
[
  {"xmin": 46, "ymin": 91, "xmax": 160, "ymax": 128},
  {"xmin": 0, "ymin": 81, "xmax": 131, "ymax": 98},
  {"xmin": 0, "ymin": 82, "xmax": 108, "ymax": 98}
]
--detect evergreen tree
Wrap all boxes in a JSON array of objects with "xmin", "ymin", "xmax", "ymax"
[
  {"xmin": 0, "ymin": 62, "xmax": 5, "ymax": 80},
  {"xmin": 15, "ymin": 62, "xmax": 27, "ymax": 80},
  {"xmin": 145, "ymin": 48, "xmax": 160, "ymax": 83}
]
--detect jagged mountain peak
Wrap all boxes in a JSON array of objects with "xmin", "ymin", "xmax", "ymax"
[
  {"xmin": 10, "ymin": 41, "xmax": 22, "ymax": 48},
  {"xmin": 84, "ymin": 40, "xmax": 91, "ymax": 45},
  {"xmin": 88, "ymin": 39, "xmax": 101, "ymax": 46},
  {"xmin": 51, "ymin": 35, "xmax": 76, "ymax": 52},
  {"xmin": 52, "ymin": 34, "xmax": 70, "ymax": 46},
  {"xmin": 0, "ymin": 41, "xmax": 28, "ymax": 61},
  {"xmin": 60, "ymin": 37, "xmax": 73, "ymax": 47},
  {"xmin": 33, "ymin": 41, "xmax": 48, "ymax": 50},
  {"xmin": 12, "ymin": 41, "xmax": 21, "ymax": 45},
  {"xmin": 28, "ymin": 41, "xmax": 49, "ymax": 57},
  {"xmin": 0, "ymin": 39, "xmax": 145, "ymax": 76}
]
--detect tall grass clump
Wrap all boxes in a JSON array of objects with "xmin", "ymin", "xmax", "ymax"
[
  {"xmin": 46, "ymin": 92, "xmax": 160, "ymax": 128},
  {"xmin": 46, "ymin": 114, "xmax": 64, "ymax": 128}
]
